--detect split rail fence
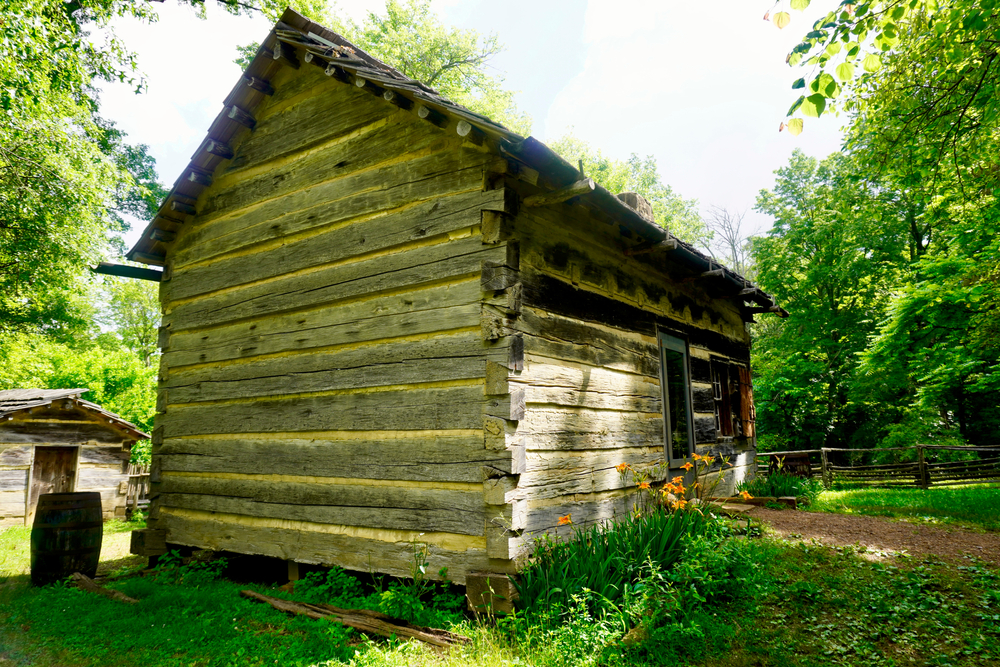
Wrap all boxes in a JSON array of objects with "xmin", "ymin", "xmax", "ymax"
[{"xmin": 758, "ymin": 445, "xmax": 1000, "ymax": 489}]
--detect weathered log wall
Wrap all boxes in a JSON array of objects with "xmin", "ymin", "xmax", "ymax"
[
  {"xmin": 478, "ymin": 200, "xmax": 756, "ymax": 558},
  {"xmin": 151, "ymin": 65, "xmax": 519, "ymax": 582},
  {"xmin": 0, "ymin": 406, "xmax": 133, "ymax": 525}
]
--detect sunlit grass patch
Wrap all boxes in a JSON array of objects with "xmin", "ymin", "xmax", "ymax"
[{"xmin": 809, "ymin": 484, "xmax": 1000, "ymax": 531}]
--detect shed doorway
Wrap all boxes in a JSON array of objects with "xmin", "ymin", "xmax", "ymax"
[{"xmin": 27, "ymin": 446, "xmax": 78, "ymax": 524}]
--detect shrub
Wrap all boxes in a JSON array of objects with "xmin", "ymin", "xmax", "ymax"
[{"xmin": 738, "ymin": 471, "xmax": 822, "ymax": 504}]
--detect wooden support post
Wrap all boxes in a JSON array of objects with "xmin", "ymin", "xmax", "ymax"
[
  {"xmin": 523, "ymin": 178, "xmax": 596, "ymax": 208},
  {"xmin": 466, "ymin": 573, "xmax": 517, "ymax": 615},
  {"xmin": 820, "ymin": 448, "xmax": 831, "ymax": 489},
  {"xmin": 287, "ymin": 560, "xmax": 301, "ymax": 582},
  {"xmin": 918, "ymin": 445, "xmax": 929, "ymax": 489}
]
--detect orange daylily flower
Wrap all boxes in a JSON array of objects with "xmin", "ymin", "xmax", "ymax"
[
  {"xmin": 557, "ymin": 514, "xmax": 572, "ymax": 525},
  {"xmin": 739, "ymin": 490, "xmax": 754, "ymax": 500},
  {"xmin": 691, "ymin": 453, "xmax": 704, "ymax": 461},
  {"xmin": 639, "ymin": 481, "xmax": 650, "ymax": 490},
  {"xmin": 680, "ymin": 462, "xmax": 694, "ymax": 471},
  {"xmin": 615, "ymin": 463, "xmax": 630, "ymax": 474}
]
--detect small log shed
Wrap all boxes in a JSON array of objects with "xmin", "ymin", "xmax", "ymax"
[
  {"xmin": 123, "ymin": 10, "xmax": 787, "ymax": 590},
  {"xmin": 0, "ymin": 389, "xmax": 148, "ymax": 525}
]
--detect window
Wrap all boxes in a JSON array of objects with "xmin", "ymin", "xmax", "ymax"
[
  {"xmin": 711, "ymin": 359, "xmax": 756, "ymax": 439},
  {"xmin": 658, "ymin": 332, "xmax": 694, "ymax": 465}
]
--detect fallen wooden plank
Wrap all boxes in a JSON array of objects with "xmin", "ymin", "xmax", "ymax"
[
  {"xmin": 239, "ymin": 589, "xmax": 470, "ymax": 648},
  {"xmin": 70, "ymin": 573, "xmax": 138, "ymax": 604}
]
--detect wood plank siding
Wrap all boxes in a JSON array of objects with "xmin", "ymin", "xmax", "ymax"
[
  {"xmin": 134, "ymin": 12, "xmax": 778, "ymax": 580},
  {"xmin": 151, "ymin": 66, "xmax": 519, "ymax": 581},
  {"xmin": 481, "ymin": 203, "xmax": 757, "ymax": 558}
]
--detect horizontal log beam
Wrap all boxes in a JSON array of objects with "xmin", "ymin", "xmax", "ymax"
[
  {"xmin": 523, "ymin": 179, "xmax": 595, "ymax": 208},
  {"xmin": 92, "ymin": 262, "xmax": 163, "ymax": 282}
]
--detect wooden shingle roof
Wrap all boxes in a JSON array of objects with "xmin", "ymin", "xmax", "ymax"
[
  {"xmin": 0, "ymin": 388, "xmax": 150, "ymax": 440},
  {"xmin": 127, "ymin": 8, "xmax": 786, "ymax": 318}
]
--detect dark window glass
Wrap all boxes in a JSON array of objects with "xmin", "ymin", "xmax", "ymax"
[{"xmin": 659, "ymin": 334, "xmax": 693, "ymax": 464}]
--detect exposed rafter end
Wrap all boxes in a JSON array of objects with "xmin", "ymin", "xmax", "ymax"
[
  {"xmin": 456, "ymin": 120, "xmax": 485, "ymax": 146},
  {"xmin": 242, "ymin": 75, "xmax": 274, "ymax": 96},
  {"xmin": 170, "ymin": 200, "xmax": 197, "ymax": 216},
  {"xmin": 383, "ymin": 90, "xmax": 412, "ymax": 110},
  {"xmin": 270, "ymin": 41, "xmax": 300, "ymax": 68},
  {"xmin": 523, "ymin": 178, "xmax": 596, "ymax": 208},
  {"xmin": 227, "ymin": 105, "xmax": 256, "ymax": 129},
  {"xmin": 92, "ymin": 262, "xmax": 163, "ymax": 282},
  {"xmin": 325, "ymin": 63, "xmax": 351, "ymax": 82},
  {"xmin": 206, "ymin": 139, "xmax": 234, "ymax": 160},
  {"xmin": 701, "ymin": 268, "xmax": 725, "ymax": 278},
  {"xmin": 355, "ymin": 77, "xmax": 385, "ymax": 97},
  {"xmin": 416, "ymin": 104, "xmax": 447, "ymax": 128}
]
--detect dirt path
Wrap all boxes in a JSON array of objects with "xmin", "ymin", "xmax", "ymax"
[{"xmin": 747, "ymin": 508, "xmax": 1000, "ymax": 565}]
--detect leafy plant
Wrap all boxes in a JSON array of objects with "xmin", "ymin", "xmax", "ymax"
[{"xmin": 738, "ymin": 471, "xmax": 823, "ymax": 504}]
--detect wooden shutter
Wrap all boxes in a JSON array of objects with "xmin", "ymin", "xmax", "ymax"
[{"xmin": 738, "ymin": 366, "xmax": 755, "ymax": 438}]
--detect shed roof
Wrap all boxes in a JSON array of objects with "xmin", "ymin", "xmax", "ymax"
[
  {"xmin": 127, "ymin": 8, "xmax": 786, "ymax": 319},
  {"xmin": 0, "ymin": 388, "xmax": 150, "ymax": 440}
]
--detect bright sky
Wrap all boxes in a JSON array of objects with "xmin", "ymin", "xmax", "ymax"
[{"xmin": 100, "ymin": 0, "xmax": 846, "ymax": 250}]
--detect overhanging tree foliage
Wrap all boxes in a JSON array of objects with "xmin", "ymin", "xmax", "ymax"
[
  {"xmin": 549, "ymin": 135, "xmax": 708, "ymax": 246},
  {"xmin": 751, "ymin": 151, "xmax": 908, "ymax": 450}
]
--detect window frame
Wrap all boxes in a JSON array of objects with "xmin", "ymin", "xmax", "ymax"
[{"xmin": 657, "ymin": 331, "xmax": 695, "ymax": 467}]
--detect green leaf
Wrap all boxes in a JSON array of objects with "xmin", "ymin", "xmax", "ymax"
[
  {"xmin": 774, "ymin": 12, "xmax": 792, "ymax": 29},
  {"xmin": 825, "ymin": 42, "xmax": 843, "ymax": 57},
  {"xmin": 788, "ymin": 95, "xmax": 806, "ymax": 115},
  {"xmin": 801, "ymin": 94, "xmax": 827, "ymax": 117},
  {"xmin": 791, "ymin": 0, "xmax": 811, "ymax": 9},
  {"xmin": 835, "ymin": 61, "xmax": 855, "ymax": 81},
  {"xmin": 792, "ymin": 78, "xmax": 806, "ymax": 89},
  {"xmin": 846, "ymin": 41, "xmax": 860, "ymax": 56},
  {"xmin": 787, "ymin": 118, "xmax": 804, "ymax": 135},
  {"xmin": 862, "ymin": 53, "xmax": 882, "ymax": 72},
  {"xmin": 789, "ymin": 52, "xmax": 803, "ymax": 67},
  {"xmin": 817, "ymin": 72, "xmax": 838, "ymax": 96}
]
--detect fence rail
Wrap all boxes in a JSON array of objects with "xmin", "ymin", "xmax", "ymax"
[{"xmin": 758, "ymin": 446, "xmax": 1000, "ymax": 489}]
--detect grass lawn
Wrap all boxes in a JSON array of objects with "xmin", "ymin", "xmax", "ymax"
[
  {"xmin": 809, "ymin": 484, "xmax": 1000, "ymax": 532},
  {"xmin": 1, "ymin": 512, "xmax": 998, "ymax": 666}
]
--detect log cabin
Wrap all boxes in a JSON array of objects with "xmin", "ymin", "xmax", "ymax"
[
  {"xmin": 0, "ymin": 389, "xmax": 148, "ymax": 526},
  {"xmin": 124, "ymin": 9, "xmax": 787, "ymax": 592}
]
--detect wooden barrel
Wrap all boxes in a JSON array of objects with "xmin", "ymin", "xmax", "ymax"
[{"xmin": 30, "ymin": 492, "xmax": 103, "ymax": 586}]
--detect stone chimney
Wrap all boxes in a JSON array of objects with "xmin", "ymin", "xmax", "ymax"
[{"xmin": 616, "ymin": 192, "xmax": 655, "ymax": 224}]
